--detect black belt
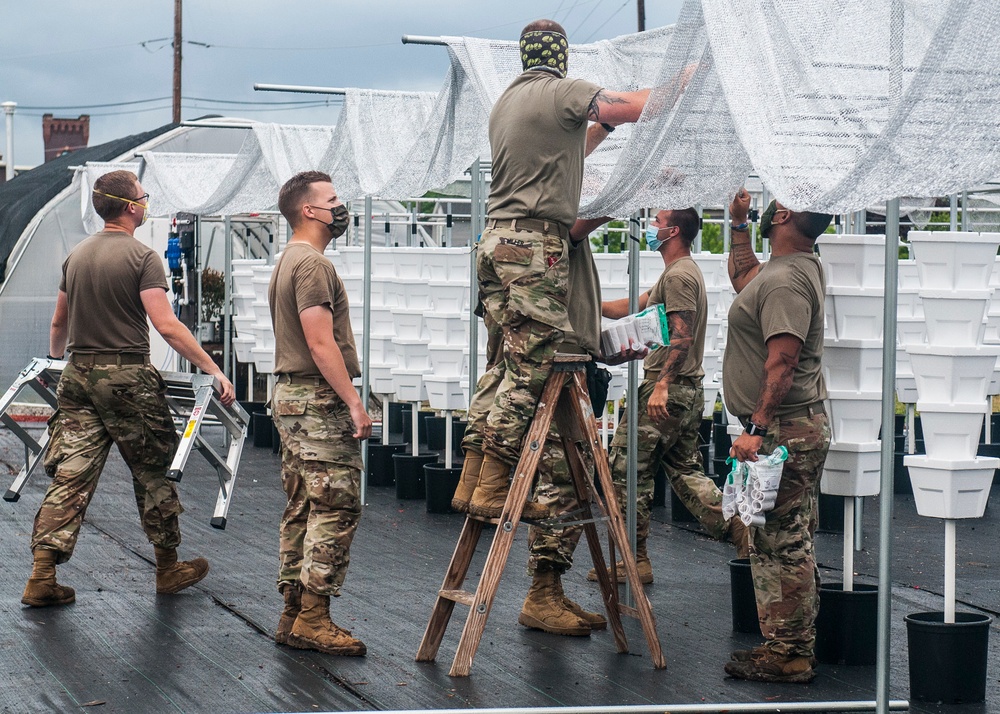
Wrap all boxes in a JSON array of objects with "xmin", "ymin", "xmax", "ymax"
[
  {"xmin": 278, "ymin": 374, "xmax": 329, "ymax": 387},
  {"xmin": 70, "ymin": 353, "xmax": 149, "ymax": 366},
  {"xmin": 487, "ymin": 218, "xmax": 570, "ymax": 241},
  {"xmin": 740, "ymin": 402, "xmax": 826, "ymax": 426}
]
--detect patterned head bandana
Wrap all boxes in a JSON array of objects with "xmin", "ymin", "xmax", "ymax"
[{"xmin": 520, "ymin": 30, "xmax": 568, "ymax": 78}]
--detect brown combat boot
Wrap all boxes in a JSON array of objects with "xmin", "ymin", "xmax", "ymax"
[
  {"xmin": 586, "ymin": 537, "xmax": 653, "ymax": 584},
  {"xmin": 563, "ymin": 595, "xmax": 607, "ymax": 630},
  {"xmin": 468, "ymin": 453, "xmax": 547, "ymax": 520},
  {"xmin": 287, "ymin": 591, "xmax": 367, "ymax": 656},
  {"xmin": 731, "ymin": 645, "xmax": 817, "ymax": 668},
  {"xmin": 450, "ymin": 450, "xmax": 483, "ymax": 513},
  {"xmin": 724, "ymin": 648, "xmax": 816, "ymax": 683},
  {"xmin": 21, "ymin": 548, "xmax": 75, "ymax": 607},
  {"xmin": 727, "ymin": 517, "xmax": 751, "ymax": 558},
  {"xmin": 518, "ymin": 571, "xmax": 591, "ymax": 636},
  {"xmin": 154, "ymin": 546, "xmax": 210, "ymax": 594},
  {"xmin": 275, "ymin": 582, "xmax": 302, "ymax": 645}
]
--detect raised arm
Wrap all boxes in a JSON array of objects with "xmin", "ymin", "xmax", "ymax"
[{"xmin": 728, "ymin": 188, "xmax": 761, "ymax": 293}]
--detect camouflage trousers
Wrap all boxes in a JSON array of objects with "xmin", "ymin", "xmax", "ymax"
[
  {"xmin": 477, "ymin": 225, "xmax": 571, "ymax": 465},
  {"xmin": 609, "ymin": 377, "xmax": 724, "ymax": 546},
  {"xmin": 749, "ymin": 413, "xmax": 830, "ymax": 658},
  {"xmin": 273, "ymin": 382, "xmax": 363, "ymax": 597},
  {"xmin": 461, "ymin": 309, "xmax": 503, "ymax": 456},
  {"xmin": 33, "ymin": 362, "xmax": 182, "ymax": 562}
]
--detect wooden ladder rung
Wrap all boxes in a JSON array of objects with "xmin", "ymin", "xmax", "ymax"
[
  {"xmin": 439, "ymin": 589, "xmax": 476, "ymax": 606},
  {"xmin": 619, "ymin": 604, "xmax": 640, "ymax": 619}
]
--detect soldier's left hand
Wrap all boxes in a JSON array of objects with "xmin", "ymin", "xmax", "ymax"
[
  {"xmin": 647, "ymin": 382, "xmax": 670, "ymax": 423},
  {"xmin": 730, "ymin": 432, "xmax": 763, "ymax": 462},
  {"xmin": 602, "ymin": 345, "xmax": 649, "ymax": 366},
  {"xmin": 212, "ymin": 373, "xmax": 237, "ymax": 407}
]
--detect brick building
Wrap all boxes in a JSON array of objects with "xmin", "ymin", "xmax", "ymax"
[{"xmin": 43, "ymin": 114, "xmax": 90, "ymax": 162}]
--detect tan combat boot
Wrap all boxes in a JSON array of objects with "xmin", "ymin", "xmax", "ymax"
[
  {"xmin": 724, "ymin": 648, "xmax": 816, "ymax": 683},
  {"xmin": 450, "ymin": 450, "xmax": 484, "ymax": 513},
  {"xmin": 559, "ymin": 572, "xmax": 607, "ymax": 630},
  {"xmin": 287, "ymin": 590, "xmax": 367, "ymax": 656},
  {"xmin": 517, "ymin": 570, "xmax": 591, "ymax": 636},
  {"xmin": 586, "ymin": 538, "xmax": 654, "ymax": 584},
  {"xmin": 21, "ymin": 548, "xmax": 75, "ymax": 607},
  {"xmin": 468, "ymin": 453, "xmax": 547, "ymax": 520},
  {"xmin": 275, "ymin": 582, "xmax": 302, "ymax": 645},
  {"xmin": 154, "ymin": 546, "xmax": 210, "ymax": 594},
  {"xmin": 727, "ymin": 517, "xmax": 751, "ymax": 558}
]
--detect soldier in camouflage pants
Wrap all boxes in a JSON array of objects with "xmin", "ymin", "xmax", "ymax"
[
  {"xmin": 272, "ymin": 381, "xmax": 363, "ymax": 597},
  {"xmin": 33, "ymin": 362, "xmax": 182, "ymax": 559}
]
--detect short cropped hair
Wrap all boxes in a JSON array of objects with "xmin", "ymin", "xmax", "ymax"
[
  {"xmin": 92, "ymin": 170, "xmax": 139, "ymax": 221},
  {"xmin": 792, "ymin": 211, "xmax": 834, "ymax": 240},
  {"xmin": 278, "ymin": 170, "xmax": 332, "ymax": 228},
  {"xmin": 669, "ymin": 207, "xmax": 701, "ymax": 248},
  {"xmin": 521, "ymin": 19, "xmax": 567, "ymax": 38}
]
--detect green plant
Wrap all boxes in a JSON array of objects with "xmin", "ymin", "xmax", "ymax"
[{"xmin": 201, "ymin": 268, "xmax": 225, "ymax": 323}]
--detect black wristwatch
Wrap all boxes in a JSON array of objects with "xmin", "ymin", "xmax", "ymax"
[
  {"xmin": 600, "ymin": 122, "xmax": 615, "ymax": 133},
  {"xmin": 746, "ymin": 420, "xmax": 769, "ymax": 438}
]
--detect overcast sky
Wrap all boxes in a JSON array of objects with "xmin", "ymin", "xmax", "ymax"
[{"xmin": 1, "ymin": 1, "xmax": 683, "ymax": 168}]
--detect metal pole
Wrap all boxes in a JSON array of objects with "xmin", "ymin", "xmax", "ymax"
[
  {"xmin": 625, "ymin": 211, "xmax": 641, "ymax": 604},
  {"xmin": 401, "ymin": 35, "xmax": 449, "ymax": 46},
  {"xmin": 173, "ymin": 0, "xmax": 182, "ymax": 123},
  {"xmin": 637, "ymin": 0, "xmax": 646, "ymax": 31},
  {"xmin": 961, "ymin": 190, "xmax": 970, "ymax": 230},
  {"xmin": 223, "ymin": 216, "xmax": 232, "ymax": 380},
  {"xmin": 876, "ymin": 197, "xmax": 901, "ymax": 714},
  {"xmin": 468, "ymin": 159, "xmax": 482, "ymax": 402},
  {"xmin": 253, "ymin": 83, "xmax": 348, "ymax": 96},
  {"xmin": 347, "ymin": 701, "xmax": 908, "ymax": 714},
  {"xmin": 723, "ymin": 205, "xmax": 731, "ymax": 253},
  {"xmin": 2, "ymin": 102, "xmax": 16, "ymax": 181},
  {"xmin": 361, "ymin": 195, "xmax": 373, "ymax": 503},
  {"xmin": 950, "ymin": 194, "xmax": 959, "ymax": 231}
]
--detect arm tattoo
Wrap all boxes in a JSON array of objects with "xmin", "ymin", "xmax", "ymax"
[
  {"xmin": 658, "ymin": 310, "xmax": 695, "ymax": 385},
  {"xmin": 729, "ymin": 239, "xmax": 759, "ymax": 281},
  {"xmin": 587, "ymin": 90, "xmax": 627, "ymax": 122},
  {"xmin": 752, "ymin": 347, "xmax": 798, "ymax": 425}
]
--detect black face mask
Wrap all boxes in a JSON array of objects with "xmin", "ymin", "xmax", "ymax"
[
  {"xmin": 520, "ymin": 30, "xmax": 568, "ymax": 78},
  {"xmin": 316, "ymin": 204, "xmax": 350, "ymax": 239}
]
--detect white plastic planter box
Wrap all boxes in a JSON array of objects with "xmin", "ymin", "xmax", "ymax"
[
  {"xmin": 821, "ymin": 441, "xmax": 881, "ymax": 496},
  {"xmin": 703, "ymin": 380, "xmax": 720, "ymax": 419},
  {"xmin": 904, "ymin": 455, "xmax": 999, "ymax": 519},
  {"xmin": 233, "ymin": 315, "xmax": 257, "ymax": 338},
  {"xmin": 391, "ymin": 368, "xmax": 428, "ymax": 402},
  {"xmin": 393, "ymin": 339, "xmax": 431, "ymax": 371},
  {"xmin": 428, "ymin": 281, "xmax": 469, "ymax": 314},
  {"xmin": 335, "ymin": 247, "xmax": 366, "ymax": 276},
  {"xmin": 392, "ymin": 309, "xmax": 425, "ymax": 340},
  {"xmin": 704, "ymin": 318, "xmax": 723, "ymax": 352},
  {"xmin": 823, "ymin": 338, "xmax": 883, "ymax": 392},
  {"xmin": 424, "ymin": 312, "xmax": 466, "ymax": 347},
  {"xmin": 251, "ymin": 270, "xmax": 272, "ymax": 304},
  {"xmin": 423, "ymin": 249, "xmax": 470, "ymax": 282},
  {"xmin": 895, "ymin": 289, "xmax": 923, "ymax": 319},
  {"xmin": 908, "ymin": 231, "xmax": 1000, "ymax": 291},
  {"xmin": 428, "ymin": 346, "xmax": 466, "ymax": 377},
  {"xmin": 606, "ymin": 367, "xmax": 627, "ymax": 403},
  {"xmin": 916, "ymin": 400, "xmax": 986, "ymax": 460},
  {"xmin": 368, "ymin": 337, "xmax": 397, "ymax": 365},
  {"xmin": 693, "ymin": 252, "xmax": 727, "ymax": 288},
  {"xmin": 705, "ymin": 287, "xmax": 724, "ymax": 320},
  {"xmin": 251, "ymin": 323, "xmax": 275, "ymax": 350},
  {"xmin": 896, "ymin": 317, "xmax": 926, "ymax": 348},
  {"xmin": 340, "ymin": 275, "xmax": 364, "ymax": 304},
  {"xmin": 369, "ymin": 365, "xmax": 396, "ymax": 395},
  {"xmin": 251, "ymin": 345, "xmax": 275, "ymax": 374},
  {"xmin": 392, "ymin": 248, "xmax": 427, "ymax": 279},
  {"xmin": 233, "ymin": 294, "xmax": 256, "ymax": 318},
  {"xmin": 827, "ymin": 390, "xmax": 882, "ymax": 443},
  {"xmin": 368, "ymin": 307, "xmax": 396, "ymax": 337},
  {"xmin": 397, "ymin": 278, "xmax": 432, "ymax": 310},
  {"xmin": 919, "ymin": 289, "xmax": 990, "ymax": 347},
  {"xmin": 640, "ymin": 253, "xmax": 663, "ymax": 285},
  {"xmin": 424, "ymin": 375, "xmax": 468, "ymax": 411},
  {"xmin": 702, "ymin": 350, "xmax": 721, "ymax": 381},
  {"xmin": 232, "ymin": 269, "xmax": 257, "ymax": 297},
  {"xmin": 592, "ymin": 254, "xmax": 629, "ymax": 284},
  {"xmin": 984, "ymin": 311, "xmax": 1000, "ymax": 345},
  {"xmin": 349, "ymin": 304, "xmax": 364, "ymax": 330},
  {"xmin": 897, "ymin": 260, "xmax": 919, "ymax": 289},
  {"xmin": 366, "ymin": 249, "xmax": 395, "ymax": 278},
  {"xmin": 251, "ymin": 300, "xmax": 271, "ymax": 328},
  {"xmin": 826, "ymin": 287, "xmax": 885, "ymax": 341},
  {"xmin": 906, "ymin": 345, "xmax": 1000, "ymax": 406},
  {"xmin": 896, "ymin": 374, "xmax": 919, "ymax": 404},
  {"xmin": 726, "ymin": 424, "xmax": 744, "ymax": 439},
  {"xmin": 233, "ymin": 336, "xmax": 255, "ymax": 363},
  {"xmin": 714, "ymin": 289, "xmax": 734, "ymax": 319},
  {"xmin": 816, "ymin": 234, "xmax": 886, "ymax": 289}
]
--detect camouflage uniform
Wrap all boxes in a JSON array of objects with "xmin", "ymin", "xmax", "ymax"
[
  {"xmin": 609, "ymin": 376, "xmax": 725, "ymax": 543},
  {"xmin": 750, "ymin": 413, "xmax": 830, "ymax": 657},
  {"xmin": 272, "ymin": 381, "xmax": 363, "ymax": 597},
  {"xmin": 461, "ymin": 308, "xmax": 503, "ymax": 456},
  {"xmin": 477, "ymin": 226, "xmax": 571, "ymax": 466},
  {"xmin": 33, "ymin": 362, "xmax": 182, "ymax": 561}
]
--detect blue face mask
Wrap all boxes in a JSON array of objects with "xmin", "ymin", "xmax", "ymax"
[{"xmin": 645, "ymin": 225, "xmax": 664, "ymax": 252}]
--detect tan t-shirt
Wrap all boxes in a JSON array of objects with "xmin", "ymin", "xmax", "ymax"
[
  {"xmin": 563, "ymin": 238, "xmax": 602, "ymax": 357},
  {"xmin": 60, "ymin": 230, "xmax": 167, "ymax": 354},
  {"xmin": 487, "ymin": 71, "xmax": 602, "ymax": 228},
  {"xmin": 722, "ymin": 253, "xmax": 827, "ymax": 419},
  {"xmin": 269, "ymin": 242, "xmax": 361, "ymax": 379},
  {"xmin": 643, "ymin": 256, "xmax": 707, "ymax": 379}
]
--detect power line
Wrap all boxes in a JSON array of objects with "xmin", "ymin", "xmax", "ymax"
[
  {"xmin": 570, "ymin": 0, "xmax": 612, "ymax": 38},
  {"xmin": 582, "ymin": 0, "xmax": 632, "ymax": 42},
  {"xmin": 18, "ymin": 96, "xmax": 341, "ymax": 111}
]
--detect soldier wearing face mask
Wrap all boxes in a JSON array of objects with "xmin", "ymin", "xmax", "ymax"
[
  {"xmin": 24, "ymin": 169, "xmax": 236, "ymax": 609},
  {"xmin": 588, "ymin": 208, "xmax": 749, "ymax": 588},
  {"xmin": 268, "ymin": 171, "xmax": 372, "ymax": 656}
]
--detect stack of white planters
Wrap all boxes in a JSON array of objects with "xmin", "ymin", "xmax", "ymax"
[
  {"xmin": 248, "ymin": 261, "xmax": 276, "ymax": 374},
  {"xmin": 895, "ymin": 259, "xmax": 922, "ymax": 404},
  {"xmin": 693, "ymin": 252, "xmax": 731, "ymax": 418},
  {"xmin": 903, "ymin": 231, "xmax": 1000, "ymax": 519},
  {"xmin": 817, "ymin": 234, "xmax": 886, "ymax": 497},
  {"xmin": 231, "ymin": 258, "xmax": 265, "ymax": 366}
]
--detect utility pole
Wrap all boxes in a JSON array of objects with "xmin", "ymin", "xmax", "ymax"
[
  {"xmin": 637, "ymin": 0, "xmax": 645, "ymax": 31},
  {"xmin": 2, "ymin": 102, "xmax": 15, "ymax": 182},
  {"xmin": 173, "ymin": 0, "xmax": 182, "ymax": 123}
]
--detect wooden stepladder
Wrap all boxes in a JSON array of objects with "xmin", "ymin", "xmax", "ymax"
[{"xmin": 416, "ymin": 353, "xmax": 665, "ymax": 677}]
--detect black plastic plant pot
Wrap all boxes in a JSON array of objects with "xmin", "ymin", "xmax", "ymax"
[
  {"xmin": 728, "ymin": 557, "xmax": 762, "ymax": 635},
  {"xmin": 240, "ymin": 401, "xmax": 267, "ymax": 436},
  {"xmin": 367, "ymin": 443, "xmax": 408, "ymax": 487},
  {"xmin": 252, "ymin": 412, "xmax": 272, "ymax": 449},
  {"xmin": 393, "ymin": 453, "xmax": 438, "ymax": 500},
  {"xmin": 815, "ymin": 583, "xmax": 878, "ymax": 665},
  {"xmin": 893, "ymin": 452, "xmax": 913, "ymax": 495},
  {"xmin": 817, "ymin": 493, "xmax": 844, "ymax": 533},
  {"xmin": 424, "ymin": 462, "xmax": 462, "ymax": 514},
  {"xmin": 905, "ymin": 611, "xmax": 992, "ymax": 704},
  {"xmin": 387, "ymin": 402, "xmax": 406, "ymax": 435},
  {"xmin": 425, "ymin": 417, "xmax": 467, "ymax": 453},
  {"xmin": 399, "ymin": 409, "xmax": 432, "ymax": 445}
]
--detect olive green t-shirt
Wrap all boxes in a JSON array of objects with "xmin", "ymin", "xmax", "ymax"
[
  {"xmin": 487, "ymin": 71, "xmax": 602, "ymax": 228},
  {"xmin": 722, "ymin": 253, "xmax": 827, "ymax": 419},
  {"xmin": 643, "ymin": 256, "xmax": 707, "ymax": 379},
  {"xmin": 269, "ymin": 242, "xmax": 361, "ymax": 379},
  {"xmin": 563, "ymin": 238, "xmax": 602, "ymax": 357},
  {"xmin": 59, "ymin": 230, "xmax": 167, "ymax": 354}
]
